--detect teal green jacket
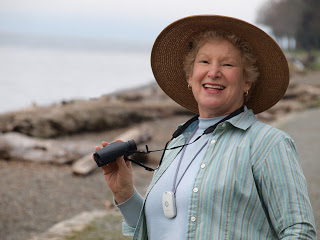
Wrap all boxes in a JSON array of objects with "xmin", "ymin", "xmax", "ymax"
[{"xmin": 122, "ymin": 110, "xmax": 316, "ymax": 239}]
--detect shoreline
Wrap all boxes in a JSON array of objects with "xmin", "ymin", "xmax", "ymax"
[{"xmin": 0, "ymin": 72, "xmax": 319, "ymax": 139}]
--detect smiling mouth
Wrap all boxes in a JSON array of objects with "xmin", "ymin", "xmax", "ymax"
[{"xmin": 203, "ymin": 84, "xmax": 225, "ymax": 90}]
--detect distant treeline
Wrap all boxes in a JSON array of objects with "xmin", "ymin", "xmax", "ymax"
[{"xmin": 257, "ymin": 0, "xmax": 320, "ymax": 50}]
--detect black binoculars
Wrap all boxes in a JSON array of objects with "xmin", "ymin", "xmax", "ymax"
[{"xmin": 93, "ymin": 140, "xmax": 137, "ymax": 167}]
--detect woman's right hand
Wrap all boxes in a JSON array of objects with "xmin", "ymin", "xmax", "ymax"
[{"xmin": 94, "ymin": 141, "xmax": 134, "ymax": 204}]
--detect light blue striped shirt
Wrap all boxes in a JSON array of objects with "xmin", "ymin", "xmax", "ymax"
[{"xmin": 120, "ymin": 109, "xmax": 316, "ymax": 239}]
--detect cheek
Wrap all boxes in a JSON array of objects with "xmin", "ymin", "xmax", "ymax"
[
  {"xmin": 231, "ymin": 72, "xmax": 246, "ymax": 90},
  {"xmin": 189, "ymin": 65, "xmax": 207, "ymax": 82}
]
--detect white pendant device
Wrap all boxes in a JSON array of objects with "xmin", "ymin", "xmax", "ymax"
[
  {"xmin": 162, "ymin": 191, "xmax": 177, "ymax": 218},
  {"xmin": 159, "ymin": 108, "xmax": 244, "ymax": 220}
]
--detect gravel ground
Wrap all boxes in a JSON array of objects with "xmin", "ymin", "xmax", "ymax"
[
  {"xmin": 1, "ymin": 110, "xmax": 319, "ymax": 240},
  {"xmin": 0, "ymin": 115, "xmax": 190, "ymax": 240},
  {"xmin": 278, "ymin": 108, "xmax": 320, "ymax": 233},
  {"xmin": 1, "ymin": 71, "xmax": 319, "ymax": 240},
  {"xmin": 1, "ymin": 93, "xmax": 320, "ymax": 239}
]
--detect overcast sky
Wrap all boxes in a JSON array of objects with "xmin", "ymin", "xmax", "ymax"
[{"xmin": 0, "ymin": 0, "xmax": 269, "ymax": 43}]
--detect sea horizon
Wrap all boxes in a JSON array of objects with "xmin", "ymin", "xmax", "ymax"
[{"xmin": 0, "ymin": 34, "xmax": 155, "ymax": 113}]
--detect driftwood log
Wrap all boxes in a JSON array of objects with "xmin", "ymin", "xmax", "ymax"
[
  {"xmin": 0, "ymin": 79, "xmax": 319, "ymax": 167},
  {"xmin": 0, "ymin": 81, "xmax": 319, "ymax": 139},
  {"xmin": 0, "ymin": 132, "xmax": 79, "ymax": 164},
  {"xmin": 0, "ymin": 84, "xmax": 189, "ymax": 138},
  {"xmin": 0, "ymin": 125, "xmax": 152, "ymax": 168},
  {"xmin": 72, "ymin": 125, "xmax": 153, "ymax": 175}
]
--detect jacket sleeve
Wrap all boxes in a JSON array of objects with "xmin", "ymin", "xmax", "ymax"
[
  {"xmin": 116, "ymin": 188, "xmax": 144, "ymax": 236},
  {"xmin": 258, "ymin": 137, "xmax": 316, "ymax": 239}
]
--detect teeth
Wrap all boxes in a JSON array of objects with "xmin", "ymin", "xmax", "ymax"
[{"xmin": 203, "ymin": 84, "xmax": 225, "ymax": 90}]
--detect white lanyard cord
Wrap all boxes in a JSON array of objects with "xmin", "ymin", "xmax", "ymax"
[{"xmin": 171, "ymin": 126, "xmax": 208, "ymax": 194}]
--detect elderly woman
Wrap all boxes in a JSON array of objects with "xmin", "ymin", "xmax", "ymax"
[{"xmin": 95, "ymin": 15, "xmax": 316, "ymax": 239}]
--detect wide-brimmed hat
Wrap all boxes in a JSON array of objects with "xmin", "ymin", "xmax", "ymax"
[{"xmin": 151, "ymin": 15, "xmax": 289, "ymax": 114}]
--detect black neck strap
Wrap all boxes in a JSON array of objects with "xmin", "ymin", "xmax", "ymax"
[
  {"xmin": 129, "ymin": 106, "xmax": 245, "ymax": 171},
  {"xmin": 172, "ymin": 106, "xmax": 244, "ymax": 139},
  {"xmin": 171, "ymin": 115, "xmax": 199, "ymax": 139},
  {"xmin": 155, "ymin": 106, "xmax": 244, "ymax": 169},
  {"xmin": 203, "ymin": 106, "xmax": 244, "ymax": 134}
]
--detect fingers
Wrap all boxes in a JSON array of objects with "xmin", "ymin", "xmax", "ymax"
[
  {"xmin": 94, "ymin": 141, "xmax": 109, "ymax": 152},
  {"xmin": 125, "ymin": 159, "xmax": 132, "ymax": 170},
  {"xmin": 116, "ymin": 156, "xmax": 132, "ymax": 171},
  {"xmin": 93, "ymin": 141, "xmax": 108, "ymax": 161},
  {"xmin": 97, "ymin": 140, "xmax": 122, "ymax": 149},
  {"xmin": 93, "ymin": 140, "xmax": 128, "ymax": 170}
]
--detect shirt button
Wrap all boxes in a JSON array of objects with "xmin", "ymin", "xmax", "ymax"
[
  {"xmin": 193, "ymin": 188, "xmax": 198, "ymax": 193},
  {"xmin": 210, "ymin": 139, "xmax": 216, "ymax": 144},
  {"xmin": 190, "ymin": 216, "xmax": 196, "ymax": 222},
  {"xmin": 200, "ymin": 164, "xmax": 206, "ymax": 169},
  {"xmin": 221, "ymin": 123, "xmax": 226, "ymax": 128}
]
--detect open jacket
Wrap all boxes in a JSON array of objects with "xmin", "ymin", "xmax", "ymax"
[{"xmin": 122, "ymin": 110, "xmax": 316, "ymax": 239}]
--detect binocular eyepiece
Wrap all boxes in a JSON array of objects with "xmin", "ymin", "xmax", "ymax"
[{"xmin": 93, "ymin": 140, "xmax": 137, "ymax": 167}]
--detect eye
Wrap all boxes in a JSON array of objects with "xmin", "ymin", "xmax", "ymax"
[
  {"xmin": 223, "ymin": 63, "xmax": 233, "ymax": 67},
  {"xmin": 200, "ymin": 60, "xmax": 209, "ymax": 64}
]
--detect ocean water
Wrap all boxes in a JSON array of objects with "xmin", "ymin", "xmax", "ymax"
[{"xmin": 0, "ymin": 44, "xmax": 154, "ymax": 113}]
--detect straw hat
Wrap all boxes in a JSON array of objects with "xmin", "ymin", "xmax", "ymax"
[{"xmin": 151, "ymin": 15, "xmax": 289, "ymax": 114}]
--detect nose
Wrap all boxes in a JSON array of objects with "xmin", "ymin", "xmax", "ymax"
[{"xmin": 207, "ymin": 64, "xmax": 221, "ymax": 79}]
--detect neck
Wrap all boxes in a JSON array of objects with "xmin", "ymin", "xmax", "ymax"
[{"xmin": 199, "ymin": 105, "xmax": 244, "ymax": 118}]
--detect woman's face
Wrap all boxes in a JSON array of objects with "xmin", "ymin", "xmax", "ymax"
[{"xmin": 188, "ymin": 40, "xmax": 252, "ymax": 118}]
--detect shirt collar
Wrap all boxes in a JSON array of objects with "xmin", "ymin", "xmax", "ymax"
[
  {"xmin": 182, "ymin": 120, "xmax": 199, "ymax": 139},
  {"xmin": 226, "ymin": 109, "xmax": 257, "ymax": 130},
  {"xmin": 180, "ymin": 108, "xmax": 257, "ymax": 140}
]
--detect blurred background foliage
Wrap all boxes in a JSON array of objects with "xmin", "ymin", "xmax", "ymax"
[
  {"xmin": 257, "ymin": 0, "xmax": 320, "ymax": 50},
  {"xmin": 257, "ymin": 0, "xmax": 320, "ymax": 71}
]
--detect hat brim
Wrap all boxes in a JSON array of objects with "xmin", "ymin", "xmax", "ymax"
[{"xmin": 151, "ymin": 15, "xmax": 289, "ymax": 114}]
